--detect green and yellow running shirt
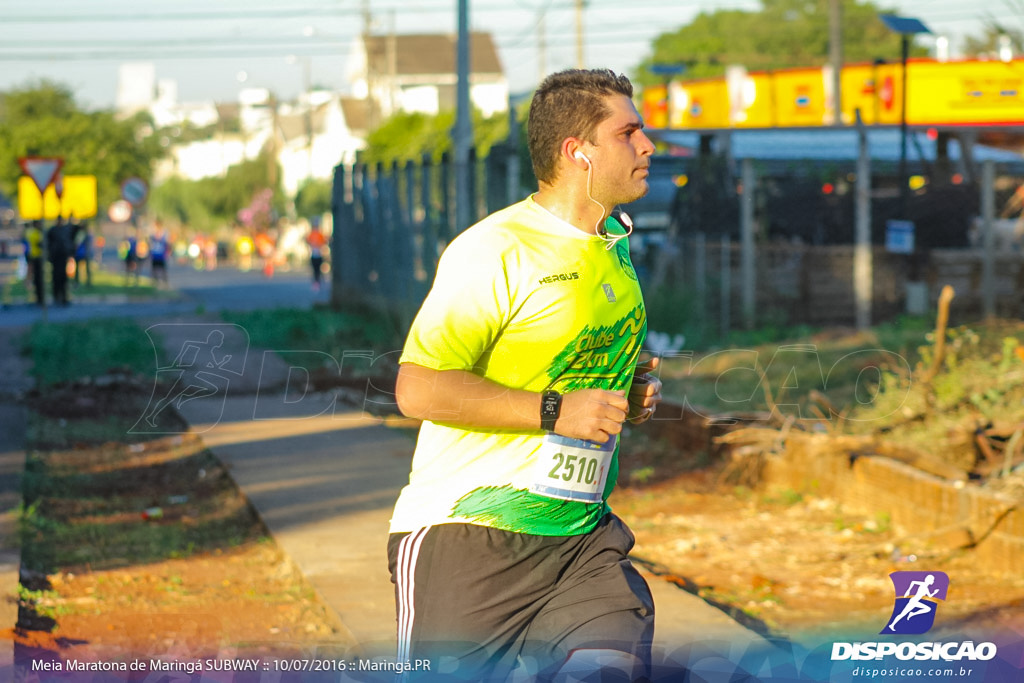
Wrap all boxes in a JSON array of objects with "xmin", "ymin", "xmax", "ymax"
[{"xmin": 390, "ymin": 195, "xmax": 647, "ymax": 537}]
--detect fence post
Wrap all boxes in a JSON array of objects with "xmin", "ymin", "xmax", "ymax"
[
  {"xmin": 468, "ymin": 146, "xmax": 479, "ymax": 224},
  {"xmin": 720, "ymin": 240, "xmax": 731, "ymax": 340},
  {"xmin": 330, "ymin": 162, "xmax": 358, "ymax": 305},
  {"xmin": 356, "ymin": 162, "xmax": 373, "ymax": 290},
  {"xmin": 404, "ymin": 159, "xmax": 416, "ymax": 230},
  {"xmin": 854, "ymin": 110, "xmax": 873, "ymax": 330},
  {"xmin": 374, "ymin": 161, "xmax": 395, "ymax": 301},
  {"xmin": 740, "ymin": 158, "xmax": 756, "ymax": 330},
  {"xmin": 420, "ymin": 154, "xmax": 439, "ymax": 286},
  {"xmin": 440, "ymin": 152, "xmax": 453, "ymax": 242},
  {"xmin": 386, "ymin": 159, "xmax": 416, "ymax": 309},
  {"xmin": 694, "ymin": 232, "xmax": 706, "ymax": 336},
  {"xmin": 506, "ymin": 100, "xmax": 521, "ymax": 206},
  {"xmin": 981, "ymin": 159, "xmax": 996, "ymax": 319}
]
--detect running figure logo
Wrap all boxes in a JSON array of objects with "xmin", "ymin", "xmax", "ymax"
[
  {"xmin": 882, "ymin": 571, "xmax": 949, "ymax": 635},
  {"xmin": 133, "ymin": 323, "xmax": 248, "ymax": 434}
]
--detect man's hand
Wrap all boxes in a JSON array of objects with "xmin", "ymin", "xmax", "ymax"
[
  {"xmin": 555, "ymin": 389, "xmax": 630, "ymax": 443},
  {"xmin": 627, "ymin": 356, "xmax": 663, "ymax": 425}
]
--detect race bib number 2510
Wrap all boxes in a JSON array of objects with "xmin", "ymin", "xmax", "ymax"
[{"xmin": 530, "ymin": 433, "xmax": 616, "ymax": 503}]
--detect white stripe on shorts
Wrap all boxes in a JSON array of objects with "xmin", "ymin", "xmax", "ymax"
[{"xmin": 396, "ymin": 527, "xmax": 430, "ymax": 668}]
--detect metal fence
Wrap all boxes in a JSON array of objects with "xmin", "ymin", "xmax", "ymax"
[
  {"xmin": 331, "ymin": 144, "xmax": 1024, "ymax": 339},
  {"xmin": 330, "ymin": 145, "xmax": 523, "ymax": 320}
]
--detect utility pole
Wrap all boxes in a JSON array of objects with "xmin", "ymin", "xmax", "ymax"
[
  {"xmin": 302, "ymin": 57, "xmax": 313, "ymax": 181},
  {"xmin": 268, "ymin": 92, "xmax": 279, "ymax": 189},
  {"xmin": 386, "ymin": 10, "xmax": 397, "ymax": 118},
  {"xmin": 538, "ymin": 7, "xmax": 547, "ymax": 82},
  {"xmin": 362, "ymin": 0, "xmax": 378, "ymax": 131},
  {"xmin": 575, "ymin": 0, "xmax": 585, "ymax": 68},
  {"xmin": 454, "ymin": 0, "xmax": 474, "ymax": 233},
  {"xmin": 899, "ymin": 32, "xmax": 910, "ymax": 218},
  {"xmin": 829, "ymin": 0, "xmax": 843, "ymax": 125},
  {"xmin": 854, "ymin": 110, "xmax": 872, "ymax": 330}
]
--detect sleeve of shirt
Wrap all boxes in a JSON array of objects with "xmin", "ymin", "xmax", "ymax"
[{"xmin": 400, "ymin": 228, "xmax": 515, "ymax": 371}]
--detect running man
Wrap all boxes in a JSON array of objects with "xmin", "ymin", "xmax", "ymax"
[{"xmin": 389, "ymin": 68, "xmax": 663, "ymax": 682}]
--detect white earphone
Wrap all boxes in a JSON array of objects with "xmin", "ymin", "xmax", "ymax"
[{"xmin": 572, "ymin": 149, "xmax": 628, "ymax": 248}]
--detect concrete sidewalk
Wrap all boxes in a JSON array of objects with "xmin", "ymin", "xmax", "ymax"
[{"xmin": 157, "ymin": 319, "xmax": 784, "ymax": 678}]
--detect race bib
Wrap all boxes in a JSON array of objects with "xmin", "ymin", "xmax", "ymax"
[{"xmin": 530, "ymin": 433, "xmax": 616, "ymax": 503}]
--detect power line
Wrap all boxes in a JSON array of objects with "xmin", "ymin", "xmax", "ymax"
[
  {"xmin": 0, "ymin": 36, "xmax": 351, "ymax": 50},
  {"xmin": 0, "ymin": 28, "xmax": 672, "ymax": 62},
  {"xmin": 0, "ymin": 0, "xmax": 738, "ymax": 23}
]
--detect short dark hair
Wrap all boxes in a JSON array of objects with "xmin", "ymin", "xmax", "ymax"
[{"xmin": 527, "ymin": 69, "xmax": 634, "ymax": 184}]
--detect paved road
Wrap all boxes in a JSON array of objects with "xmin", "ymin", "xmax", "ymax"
[{"xmin": 0, "ymin": 257, "xmax": 329, "ymax": 328}]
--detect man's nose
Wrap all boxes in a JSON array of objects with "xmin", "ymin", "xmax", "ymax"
[{"xmin": 637, "ymin": 131, "xmax": 655, "ymax": 155}]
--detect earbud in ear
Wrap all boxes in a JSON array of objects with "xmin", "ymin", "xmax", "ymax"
[{"xmin": 574, "ymin": 151, "xmax": 590, "ymax": 166}]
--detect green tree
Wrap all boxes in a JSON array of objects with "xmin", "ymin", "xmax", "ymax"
[
  {"xmin": 635, "ymin": 0, "xmax": 923, "ymax": 84},
  {"xmin": 149, "ymin": 149, "xmax": 285, "ymax": 235},
  {"xmin": 360, "ymin": 108, "xmax": 512, "ymax": 165},
  {"xmin": 294, "ymin": 178, "xmax": 333, "ymax": 219},
  {"xmin": 964, "ymin": 0, "xmax": 1024, "ymax": 56},
  {"xmin": 0, "ymin": 80, "xmax": 163, "ymax": 207},
  {"xmin": 963, "ymin": 7, "xmax": 1024, "ymax": 58}
]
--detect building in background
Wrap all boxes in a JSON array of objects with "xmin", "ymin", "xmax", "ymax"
[
  {"xmin": 115, "ymin": 62, "xmax": 157, "ymax": 117},
  {"xmin": 276, "ymin": 92, "xmax": 367, "ymax": 197},
  {"xmin": 143, "ymin": 83, "xmax": 364, "ymax": 196},
  {"xmin": 347, "ymin": 32, "xmax": 508, "ymax": 125},
  {"xmin": 114, "ymin": 32, "xmax": 507, "ymax": 200}
]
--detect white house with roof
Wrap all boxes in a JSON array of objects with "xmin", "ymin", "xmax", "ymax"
[
  {"xmin": 150, "ymin": 86, "xmax": 367, "ymax": 196},
  {"xmin": 276, "ymin": 92, "xmax": 368, "ymax": 196},
  {"xmin": 347, "ymin": 32, "xmax": 509, "ymax": 123}
]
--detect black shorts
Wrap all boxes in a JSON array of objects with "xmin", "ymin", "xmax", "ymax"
[{"xmin": 387, "ymin": 513, "xmax": 654, "ymax": 682}]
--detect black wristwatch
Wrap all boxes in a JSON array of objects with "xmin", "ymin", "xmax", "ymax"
[{"xmin": 540, "ymin": 390, "xmax": 562, "ymax": 432}]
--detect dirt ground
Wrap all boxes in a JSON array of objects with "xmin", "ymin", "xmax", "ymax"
[
  {"xmin": 11, "ymin": 544, "xmax": 351, "ymax": 666},
  {"xmin": 613, "ymin": 446, "xmax": 1024, "ymax": 646},
  {"xmin": 10, "ymin": 377, "xmax": 355, "ymax": 671},
  {"xmin": 11, "ymin": 376, "xmax": 1024, "ymax": 672}
]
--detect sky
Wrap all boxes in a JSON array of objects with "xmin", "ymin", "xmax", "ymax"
[{"xmin": 0, "ymin": 0, "xmax": 1016, "ymax": 111}]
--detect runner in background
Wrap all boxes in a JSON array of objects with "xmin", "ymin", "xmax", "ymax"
[
  {"xmin": 72, "ymin": 218, "xmax": 93, "ymax": 288},
  {"xmin": 150, "ymin": 220, "xmax": 170, "ymax": 287},
  {"xmin": 24, "ymin": 221, "xmax": 45, "ymax": 305},
  {"xmin": 306, "ymin": 219, "xmax": 327, "ymax": 292},
  {"xmin": 120, "ymin": 231, "xmax": 139, "ymax": 285},
  {"xmin": 254, "ymin": 229, "xmax": 275, "ymax": 277}
]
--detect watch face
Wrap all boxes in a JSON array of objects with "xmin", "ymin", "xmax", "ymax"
[{"xmin": 542, "ymin": 391, "xmax": 560, "ymax": 416}]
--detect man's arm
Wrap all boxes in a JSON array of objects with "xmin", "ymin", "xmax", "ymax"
[{"xmin": 395, "ymin": 363, "xmax": 630, "ymax": 444}]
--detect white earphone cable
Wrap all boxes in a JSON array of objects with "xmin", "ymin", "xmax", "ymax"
[{"xmin": 584, "ymin": 159, "xmax": 632, "ymax": 251}]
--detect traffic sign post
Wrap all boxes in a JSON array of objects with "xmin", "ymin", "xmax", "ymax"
[{"xmin": 121, "ymin": 177, "xmax": 149, "ymax": 207}]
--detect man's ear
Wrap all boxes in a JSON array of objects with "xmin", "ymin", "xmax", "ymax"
[{"xmin": 562, "ymin": 138, "xmax": 589, "ymax": 168}]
